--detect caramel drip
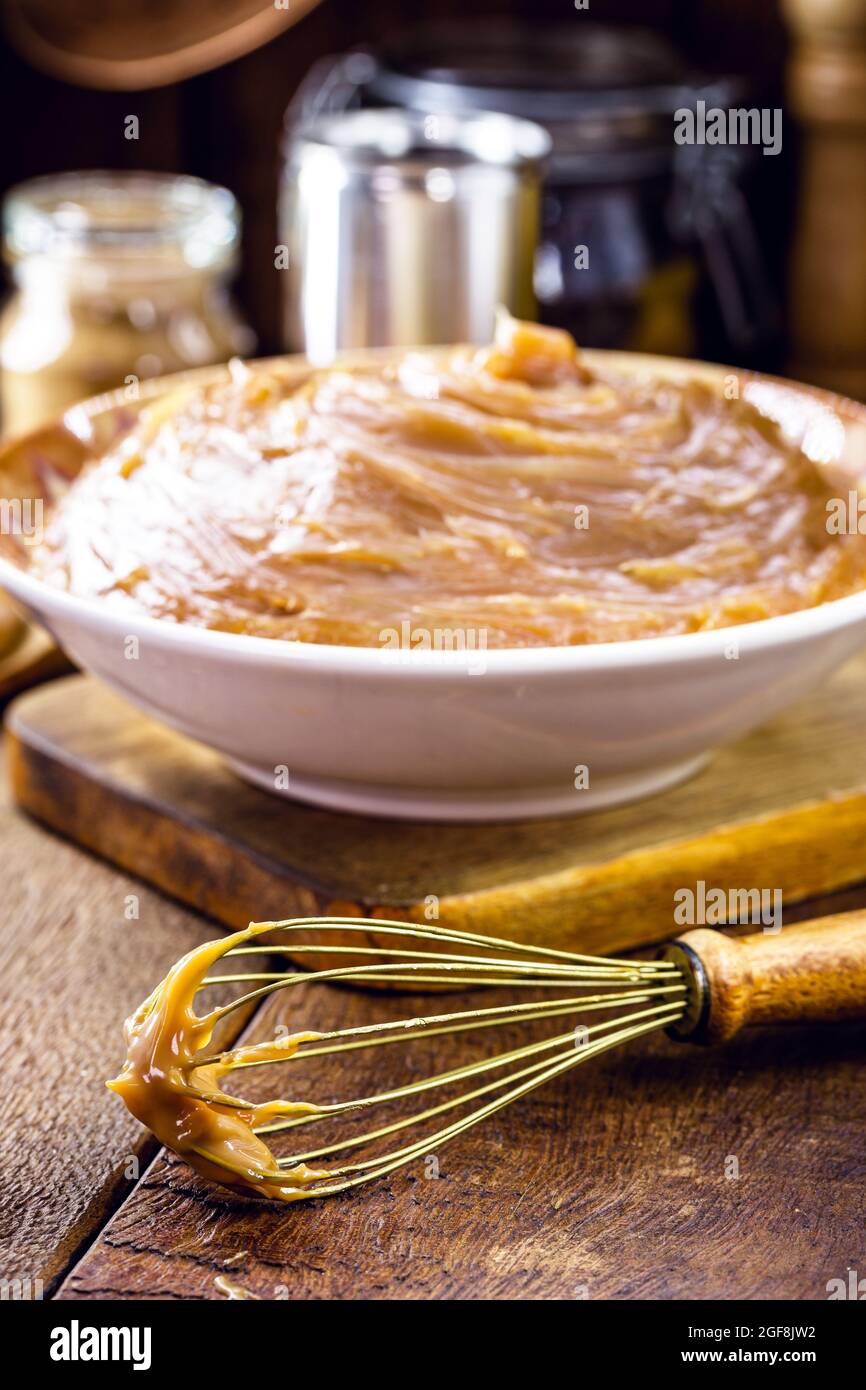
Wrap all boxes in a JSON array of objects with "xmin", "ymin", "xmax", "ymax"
[{"xmin": 107, "ymin": 924, "xmax": 326, "ymax": 1201}]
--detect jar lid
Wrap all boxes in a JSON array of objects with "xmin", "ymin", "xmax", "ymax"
[
  {"xmin": 367, "ymin": 22, "xmax": 738, "ymax": 169},
  {"xmin": 290, "ymin": 108, "xmax": 551, "ymax": 172},
  {"xmin": 3, "ymin": 171, "xmax": 240, "ymax": 273}
]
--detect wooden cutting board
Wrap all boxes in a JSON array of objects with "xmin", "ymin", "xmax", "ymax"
[
  {"xmin": 7, "ymin": 659, "xmax": 866, "ymax": 957},
  {"xmin": 0, "ymin": 611, "xmax": 70, "ymax": 706}
]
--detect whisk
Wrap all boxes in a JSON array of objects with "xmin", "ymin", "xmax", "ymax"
[{"xmin": 108, "ymin": 911, "xmax": 866, "ymax": 1202}]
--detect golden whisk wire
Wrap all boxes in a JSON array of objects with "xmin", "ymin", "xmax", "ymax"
[{"xmin": 184, "ymin": 917, "xmax": 687, "ymax": 1198}]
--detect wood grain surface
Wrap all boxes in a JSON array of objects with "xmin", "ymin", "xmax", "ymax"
[
  {"xmin": 0, "ymin": 742, "xmax": 254, "ymax": 1296},
  {"xmin": 9, "ymin": 662, "xmax": 866, "ymax": 960},
  {"xmin": 1, "ymin": 717, "xmax": 865, "ymax": 1300},
  {"xmin": 0, "ymin": 622, "xmax": 69, "ymax": 704},
  {"xmin": 55, "ymin": 950, "xmax": 866, "ymax": 1301}
]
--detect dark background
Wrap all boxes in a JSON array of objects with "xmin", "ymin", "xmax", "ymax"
[{"xmin": 0, "ymin": 0, "xmax": 792, "ymax": 359}]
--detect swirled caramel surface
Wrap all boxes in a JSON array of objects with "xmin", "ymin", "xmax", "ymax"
[
  {"xmin": 107, "ymin": 924, "xmax": 329, "ymax": 1201},
  {"xmin": 31, "ymin": 316, "xmax": 866, "ymax": 646}
]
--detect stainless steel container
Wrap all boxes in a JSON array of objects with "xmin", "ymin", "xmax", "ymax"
[{"xmin": 280, "ymin": 107, "xmax": 550, "ymax": 361}]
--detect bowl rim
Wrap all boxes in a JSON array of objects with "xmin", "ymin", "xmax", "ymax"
[
  {"xmin": 2, "ymin": 346, "xmax": 866, "ymax": 677},
  {"xmin": 5, "ymin": 558, "xmax": 866, "ymax": 675}
]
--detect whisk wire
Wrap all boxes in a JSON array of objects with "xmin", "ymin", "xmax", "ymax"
[
  {"xmin": 268, "ymin": 1011, "xmax": 681, "ymax": 1194},
  {"xmin": 256, "ymin": 997, "xmax": 684, "ymax": 1134},
  {"xmin": 135, "ymin": 915, "xmax": 688, "ymax": 1200},
  {"xmin": 223, "ymin": 916, "xmax": 672, "ymax": 970}
]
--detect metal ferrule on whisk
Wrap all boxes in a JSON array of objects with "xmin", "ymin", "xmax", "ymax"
[{"xmin": 658, "ymin": 941, "xmax": 711, "ymax": 1042}]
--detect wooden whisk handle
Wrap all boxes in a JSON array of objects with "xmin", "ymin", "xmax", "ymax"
[{"xmin": 665, "ymin": 911, "xmax": 866, "ymax": 1044}]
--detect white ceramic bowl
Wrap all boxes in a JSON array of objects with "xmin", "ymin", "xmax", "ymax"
[{"xmin": 2, "ymin": 353, "xmax": 866, "ymax": 822}]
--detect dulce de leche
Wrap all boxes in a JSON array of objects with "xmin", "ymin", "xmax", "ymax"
[{"xmin": 31, "ymin": 315, "xmax": 866, "ymax": 647}]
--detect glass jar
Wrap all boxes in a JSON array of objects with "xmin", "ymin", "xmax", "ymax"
[
  {"xmin": 1, "ymin": 171, "xmax": 255, "ymax": 438},
  {"xmin": 281, "ymin": 108, "xmax": 549, "ymax": 360},
  {"xmin": 288, "ymin": 25, "xmax": 777, "ymax": 363}
]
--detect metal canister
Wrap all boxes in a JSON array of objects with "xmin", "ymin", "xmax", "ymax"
[{"xmin": 279, "ymin": 107, "xmax": 550, "ymax": 361}]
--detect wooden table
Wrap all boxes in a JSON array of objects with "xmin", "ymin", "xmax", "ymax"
[{"xmin": 1, "ymin": 733, "xmax": 864, "ymax": 1302}]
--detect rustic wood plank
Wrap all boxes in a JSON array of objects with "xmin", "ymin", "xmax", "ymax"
[
  {"xmin": 0, "ymin": 741, "xmax": 255, "ymax": 1296},
  {"xmin": 8, "ymin": 662, "xmax": 866, "ymax": 959},
  {"xmin": 0, "ymin": 621, "xmax": 70, "ymax": 704},
  {"xmin": 55, "ymin": 940, "xmax": 866, "ymax": 1301}
]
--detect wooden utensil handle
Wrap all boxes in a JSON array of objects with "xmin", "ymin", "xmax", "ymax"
[{"xmin": 671, "ymin": 911, "xmax": 866, "ymax": 1043}]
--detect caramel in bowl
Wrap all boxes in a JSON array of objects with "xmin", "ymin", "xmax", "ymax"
[{"xmin": 2, "ymin": 317, "xmax": 866, "ymax": 821}]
